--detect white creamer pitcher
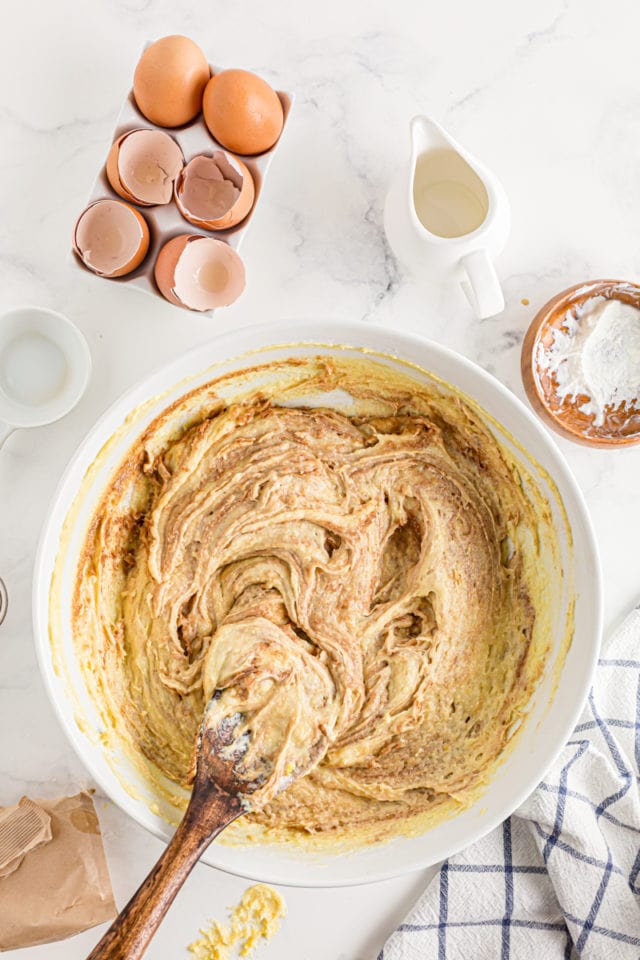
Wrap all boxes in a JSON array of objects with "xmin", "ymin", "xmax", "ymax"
[{"xmin": 384, "ymin": 116, "xmax": 510, "ymax": 319}]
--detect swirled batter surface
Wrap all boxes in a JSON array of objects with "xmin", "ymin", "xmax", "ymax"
[{"xmin": 74, "ymin": 356, "xmax": 555, "ymax": 845}]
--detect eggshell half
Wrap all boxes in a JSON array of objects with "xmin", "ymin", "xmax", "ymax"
[
  {"xmin": 106, "ymin": 129, "xmax": 184, "ymax": 206},
  {"xmin": 154, "ymin": 234, "xmax": 245, "ymax": 310},
  {"xmin": 73, "ymin": 199, "xmax": 150, "ymax": 278},
  {"xmin": 174, "ymin": 151, "xmax": 255, "ymax": 230}
]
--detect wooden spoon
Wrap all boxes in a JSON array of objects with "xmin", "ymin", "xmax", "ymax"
[{"xmin": 85, "ymin": 704, "xmax": 266, "ymax": 960}]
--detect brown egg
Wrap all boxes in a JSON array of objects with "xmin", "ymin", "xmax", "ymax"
[
  {"xmin": 154, "ymin": 234, "xmax": 245, "ymax": 310},
  {"xmin": 73, "ymin": 199, "xmax": 150, "ymax": 277},
  {"xmin": 133, "ymin": 35, "xmax": 210, "ymax": 128},
  {"xmin": 202, "ymin": 69, "xmax": 284, "ymax": 155},
  {"xmin": 174, "ymin": 151, "xmax": 255, "ymax": 231},
  {"xmin": 106, "ymin": 128, "xmax": 184, "ymax": 206}
]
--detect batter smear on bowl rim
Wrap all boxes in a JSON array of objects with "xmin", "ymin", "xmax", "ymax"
[{"xmin": 72, "ymin": 355, "xmax": 560, "ymax": 847}]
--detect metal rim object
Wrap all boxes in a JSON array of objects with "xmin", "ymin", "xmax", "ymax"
[{"xmin": 0, "ymin": 578, "xmax": 7, "ymax": 626}]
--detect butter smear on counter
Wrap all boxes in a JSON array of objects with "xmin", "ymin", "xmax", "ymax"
[{"xmin": 188, "ymin": 884, "xmax": 286, "ymax": 960}]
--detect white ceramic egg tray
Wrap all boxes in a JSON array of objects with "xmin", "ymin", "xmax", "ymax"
[{"xmin": 70, "ymin": 63, "xmax": 293, "ymax": 315}]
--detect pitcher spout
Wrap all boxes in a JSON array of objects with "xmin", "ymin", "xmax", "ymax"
[{"xmin": 409, "ymin": 115, "xmax": 460, "ymax": 163}]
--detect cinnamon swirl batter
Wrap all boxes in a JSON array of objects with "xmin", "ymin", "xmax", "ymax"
[{"xmin": 73, "ymin": 356, "xmax": 555, "ymax": 845}]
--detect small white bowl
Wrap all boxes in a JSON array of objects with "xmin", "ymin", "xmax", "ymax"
[{"xmin": 0, "ymin": 306, "xmax": 91, "ymax": 448}]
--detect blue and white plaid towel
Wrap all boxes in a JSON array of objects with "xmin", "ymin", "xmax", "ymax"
[{"xmin": 381, "ymin": 606, "xmax": 640, "ymax": 960}]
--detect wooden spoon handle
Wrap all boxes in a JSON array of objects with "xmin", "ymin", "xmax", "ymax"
[{"xmin": 86, "ymin": 791, "xmax": 241, "ymax": 960}]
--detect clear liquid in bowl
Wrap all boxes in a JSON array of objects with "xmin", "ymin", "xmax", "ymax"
[{"xmin": 0, "ymin": 331, "xmax": 68, "ymax": 407}]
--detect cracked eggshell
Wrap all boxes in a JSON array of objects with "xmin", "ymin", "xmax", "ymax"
[
  {"xmin": 73, "ymin": 199, "xmax": 150, "ymax": 278},
  {"xmin": 154, "ymin": 234, "xmax": 245, "ymax": 311},
  {"xmin": 133, "ymin": 35, "xmax": 210, "ymax": 128},
  {"xmin": 106, "ymin": 128, "xmax": 184, "ymax": 206},
  {"xmin": 174, "ymin": 151, "xmax": 255, "ymax": 230}
]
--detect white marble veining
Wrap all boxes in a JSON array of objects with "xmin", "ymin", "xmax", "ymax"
[{"xmin": 1, "ymin": 0, "xmax": 640, "ymax": 957}]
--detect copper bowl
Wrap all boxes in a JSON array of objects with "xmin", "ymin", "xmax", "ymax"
[{"xmin": 521, "ymin": 279, "xmax": 640, "ymax": 448}]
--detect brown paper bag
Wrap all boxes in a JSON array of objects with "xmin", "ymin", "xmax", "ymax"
[
  {"xmin": 0, "ymin": 791, "xmax": 117, "ymax": 950},
  {"xmin": 0, "ymin": 798, "xmax": 52, "ymax": 879}
]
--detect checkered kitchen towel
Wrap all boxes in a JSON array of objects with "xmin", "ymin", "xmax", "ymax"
[{"xmin": 380, "ymin": 606, "xmax": 640, "ymax": 960}]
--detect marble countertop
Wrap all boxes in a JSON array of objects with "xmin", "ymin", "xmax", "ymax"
[{"xmin": 2, "ymin": 0, "xmax": 639, "ymax": 957}]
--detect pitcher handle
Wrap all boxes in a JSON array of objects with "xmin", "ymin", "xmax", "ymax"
[
  {"xmin": 460, "ymin": 249, "xmax": 504, "ymax": 319},
  {"xmin": 0, "ymin": 421, "xmax": 15, "ymax": 450}
]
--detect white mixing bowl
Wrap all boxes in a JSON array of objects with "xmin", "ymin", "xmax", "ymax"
[{"xmin": 33, "ymin": 320, "xmax": 601, "ymax": 887}]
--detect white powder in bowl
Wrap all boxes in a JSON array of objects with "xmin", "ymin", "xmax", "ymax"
[{"xmin": 535, "ymin": 296, "xmax": 640, "ymax": 426}]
